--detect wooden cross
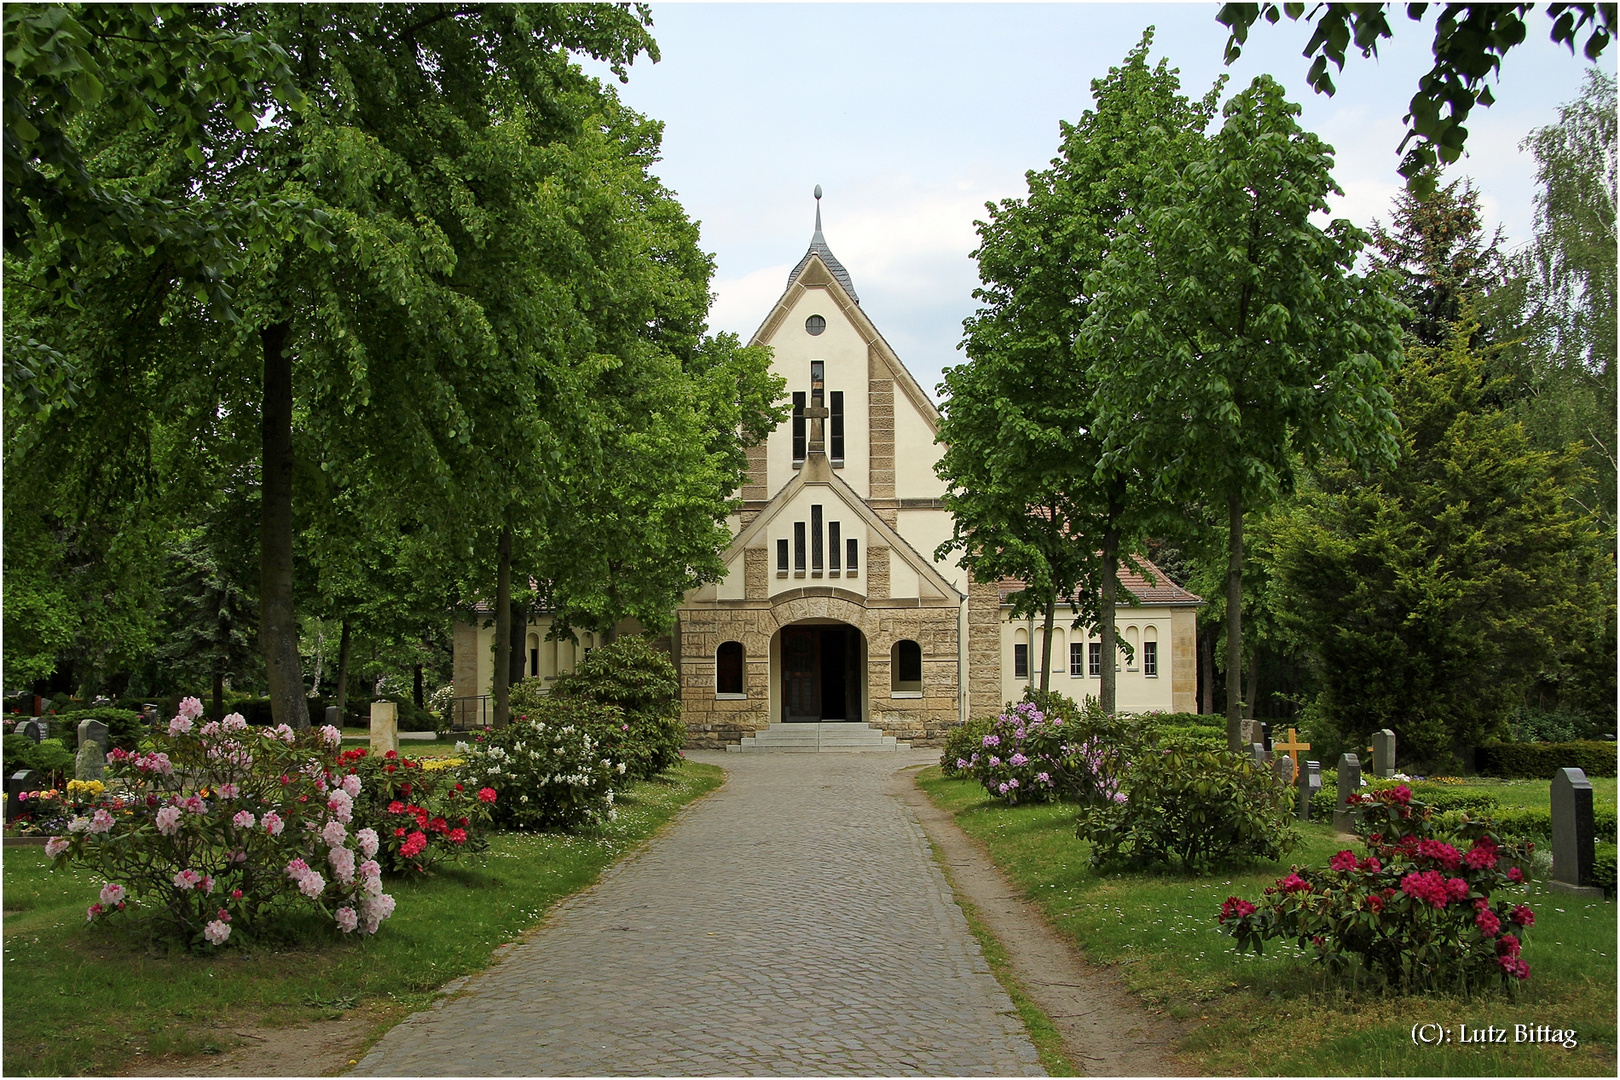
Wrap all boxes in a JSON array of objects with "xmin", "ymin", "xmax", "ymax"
[{"xmin": 1274, "ymin": 728, "xmax": 1311, "ymax": 770}]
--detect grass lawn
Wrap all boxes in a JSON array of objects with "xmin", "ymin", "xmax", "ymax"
[
  {"xmin": 1444, "ymin": 776, "xmax": 1618, "ymax": 812},
  {"xmin": 2, "ymin": 761, "xmax": 724, "ymax": 1077},
  {"xmin": 918, "ymin": 767, "xmax": 1617, "ymax": 1077}
]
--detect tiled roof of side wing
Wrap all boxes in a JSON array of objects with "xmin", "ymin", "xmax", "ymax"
[{"xmin": 996, "ymin": 556, "xmax": 1202, "ymax": 606}]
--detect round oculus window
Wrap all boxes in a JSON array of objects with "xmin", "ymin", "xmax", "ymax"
[{"xmin": 805, "ymin": 314, "xmax": 826, "ymax": 336}]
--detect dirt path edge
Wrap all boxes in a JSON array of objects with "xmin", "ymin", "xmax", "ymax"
[{"xmin": 892, "ymin": 766, "xmax": 1191, "ymax": 1077}]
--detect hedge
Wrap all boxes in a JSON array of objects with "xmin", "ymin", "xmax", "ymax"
[
  {"xmin": 55, "ymin": 708, "xmax": 146, "ymax": 753},
  {"xmin": 1475, "ymin": 741, "xmax": 1617, "ymax": 779},
  {"xmin": 1594, "ymin": 843, "xmax": 1617, "ymax": 897}
]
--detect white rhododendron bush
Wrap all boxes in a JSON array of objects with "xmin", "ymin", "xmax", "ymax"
[{"xmin": 47, "ymin": 698, "xmax": 394, "ymax": 948}]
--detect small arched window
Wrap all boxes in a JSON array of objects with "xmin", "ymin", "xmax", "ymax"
[
  {"xmin": 891, "ymin": 639, "xmax": 922, "ymax": 693},
  {"xmin": 716, "ymin": 641, "xmax": 745, "ymax": 696}
]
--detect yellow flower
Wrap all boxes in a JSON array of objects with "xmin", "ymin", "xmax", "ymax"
[
  {"xmin": 419, "ymin": 757, "xmax": 464, "ymax": 772},
  {"xmin": 66, "ymin": 780, "xmax": 105, "ymax": 800}
]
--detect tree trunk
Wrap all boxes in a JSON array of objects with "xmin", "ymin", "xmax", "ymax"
[
  {"xmin": 1225, "ymin": 489, "xmax": 1244, "ymax": 751},
  {"xmin": 335, "ymin": 618, "xmax": 352, "ymax": 721},
  {"xmin": 413, "ymin": 663, "xmax": 424, "ymax": 708},
  {"xmin": 1038, "ymin": 594, "xmax": 1055, "ymax": 695},
  {"xmin": 259, "ymin": 320, "xmax": 309, "ymax": 729},
  {"xmin": 508, "ymin": 600, "xmax": 526, "ymax": 687},
  {"xmin": 1200, "ymin": 623, "xmax": 1215, "ymax": 715},
  {"xmin": 1099, "ymin": 521, "xmax": 1120, "ymax": 716},
  {"xmin": 493, "ymin": 526, "xmax": 513, "ymax": 729}
]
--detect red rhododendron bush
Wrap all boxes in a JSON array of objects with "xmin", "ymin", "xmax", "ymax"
[
  {"xmin": 341, "ymin": 747, "xmax": 496, "ymax": 875},
  {"xmin": 1218, "ymin": 785, "xmax": 1537, "ymax": 991},
  {"xmin": 46, "ymin": 698, "xmax": 395, "ymax": 948}
]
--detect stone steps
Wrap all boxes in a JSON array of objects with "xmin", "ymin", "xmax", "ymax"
[{"xmin": 728, "ymin": 721, "xmax": 909, "ymax": 753}]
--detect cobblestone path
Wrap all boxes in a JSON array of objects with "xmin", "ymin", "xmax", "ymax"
[{"xmin": 351, "ymin": 750, "xmax": 1042, "ymax": 1076}]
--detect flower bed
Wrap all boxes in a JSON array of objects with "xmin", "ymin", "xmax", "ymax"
[
  {"xmin": 1219, "ymin": 784, "xmax": 1537, "ymax": 991},
  {"xmin": 341, "ymin": 748, "xmax": 494, "ymax": 874},
  {"xmin": 459, "ymin": 698, "xmax": 625, "ymax": 830},
  {"xmin": 44, "ymin": 698, "xmax": 396, "ymax": 948}
]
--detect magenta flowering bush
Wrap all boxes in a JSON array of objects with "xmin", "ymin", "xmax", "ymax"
[
  {"xmin": 962, "ymin": 692, "xmax": 1136, "ymax": 807},
  {"xmin": 1218, "ymin": 785, "xmax": 1537, "ymax": 991},
  {"xmin": 46, "ymin": 697, "xmax": 395, "ymax": 949}
]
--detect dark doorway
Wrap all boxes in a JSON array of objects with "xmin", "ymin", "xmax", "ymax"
[{"xmin": 780, "ymin": 624, "xmax": 862, "ymax": 722}]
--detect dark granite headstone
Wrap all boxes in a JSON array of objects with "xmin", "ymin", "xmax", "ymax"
[
  {"xmin": 1550, "ymin": 767, "xmax": 1602, "ymax": 897},
  {"xmin": 1334, "ymin": 753, "xmax": 1362, "ymax": 833},
  {"xmin": 6, "ymin": 769, "xmax": 42, "ymax": 822},
  {"xmin": 1298, "ymin": 760, "xmax": 1322, "ymax": 821},
  {"xmin": 325, "ymin": 706, "xmax": 342, "ymax": 729},
  {"xmin": 17, "ymin": 719, "xmax": 45, "ymax": 744}
]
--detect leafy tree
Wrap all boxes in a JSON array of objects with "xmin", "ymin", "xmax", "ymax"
[
  {"xmin": 1217, "ymin": 2, "xmax": 1615, "ymax": 193},
  {"xmin": 1369, "ymin": 173, "xmax": 1509, "ymax": 347},
  {"xmin": 1266, "ymin": 316, "xmax": 1606, "ymax": 766},
  {"xmin": 1082, "ymin": 74, "xmax": 1407, "ymax": 748},
  {"xmin": 156, "ymin": 531, "xmax": 258, "ymax": 719},
  {"xmin": 1506, "ymin": 67, "xmax": 1617, "ymax": 530},
  {"xmin": 939, "ymin": 32, "xmax": 1215, "ymax": 708},
  {"xmin": 5, "ymin": 5, "xmax": 664, "ymax": 728}
]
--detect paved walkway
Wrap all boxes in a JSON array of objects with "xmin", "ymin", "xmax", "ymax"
[{"xmin": 352, "ymin": 750, "xmax": 1042, "ymax": 1076}]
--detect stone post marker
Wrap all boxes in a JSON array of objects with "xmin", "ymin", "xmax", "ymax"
[
  {"xmin": 325, "ymin": 705, "xmax": 342, "ymax": 729},
  {"xmin": 1272, "ymin": 754, "xmax": 1297, "ymax": 786},
  {"xmin": 1549, "ymin": 768, "xmax": 1602, "ymax": 898},
  {"xmin": 1334, "ymin": 754, "xmax": 1362, "ymax": 833},
  {"xmin": 74, "ymin": 741, "xmax": 106, "ymax": 782},
  {"xmin": 370, "ymin": 700, "xmax": 399, "ymax": 756},
  {"xmin": 1372, "ymin": 729, "xmax": 1397, "ymax": 778},
  {"xmin": 77, "ymin": 718, "xmax": 110, "ymax": 755},
  {"xmin": 1298, "ymin": 760, "xmax": 1322, "ymax": 821}
]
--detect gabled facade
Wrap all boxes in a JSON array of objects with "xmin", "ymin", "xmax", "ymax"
[{"xmin": 452, "ymin": 196, "xmax": 1201, "ymax": 744}]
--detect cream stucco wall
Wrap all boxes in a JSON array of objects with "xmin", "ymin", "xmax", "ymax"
[
  {"xmin": 994, "ymin": 608, "xmax": 1192, "ymax": 714},
  {"xmin": 893, "ymin": 397, "xmax": 945, "ymax": 500}
]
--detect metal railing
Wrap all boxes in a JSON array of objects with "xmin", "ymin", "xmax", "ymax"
[{"xmin": 447, "ymin": 695, "xmax": 491, "ymax": 732}]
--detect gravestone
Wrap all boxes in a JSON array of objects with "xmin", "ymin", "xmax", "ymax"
[
  {"xmin": 370, "ymin": 700, "xmax": 399, "ymax": 756},
  {"xmin": 1239, "ymin": 718, "xmax": 1265, "ymax": 748},
  {"xmin": 1250, "ymin": 743, "xmax": 1269, "ymax": 770},
  {"xmin": 1334, "ymin": 753, "xmax": 1362, "ymax": 833},
  {"xmin": 6, "ymin": 769, "xmax": 42, "ymax": 823},
  {"xmin": 1549, "ymin": 768, "xmax": 1602, "ymax": 897},
  {"xmin": 325, "ymin": 706, "xmax": 342, "ymax": 729},
  {"xmin": 77, "ymin": 718, "xmax": 110, "ymax": 755},
  {"xmin": 1272, "ymin": 753, "xmax": 1297, "ymax": 785},
  {"xmin": 1298, "ymin": 760, "xmax": 1322, "ymax": 821},
  {"xmin": 18, "ymin": 719, "xmax": 46, "ymax": 743},
  {"xmin": 1372, "ymin": 729, "xmax": 1397, "ymax": 778},
  {"xmin": 74, "ymin": 741, "xmax": 105, "ymax": 782}
]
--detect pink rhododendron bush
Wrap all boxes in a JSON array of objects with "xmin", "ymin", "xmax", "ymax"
[
  {"xmin": 1218, "ymin": 784, "xmax": 1537, "ymax": 992},
  {"xmin": 958, "ymin": 692, "xmax": 1137, "ymax": 806},
  {"xmin": 46, "ymin": 698, "xmax": 395, "ymax": 948}
]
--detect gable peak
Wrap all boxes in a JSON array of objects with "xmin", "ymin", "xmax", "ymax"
[{"xmin": 790, "ymin": 185, "xmax": 859, "ymax": 303}]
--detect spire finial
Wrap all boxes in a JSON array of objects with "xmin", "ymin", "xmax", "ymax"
[{"xmin": 813, "ymin": 184, "xmax": 823, "ymax": 236}]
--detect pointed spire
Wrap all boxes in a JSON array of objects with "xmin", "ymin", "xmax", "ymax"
[{"xmin": 789, "ymin": 184, "xmax": 858, "ymax": 303}]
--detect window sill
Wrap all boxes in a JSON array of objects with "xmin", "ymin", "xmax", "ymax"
[
  {"xmin": 715, "ymin": 693, "xmax": 748, "ymax": 701},
  {"xmin": 890, "ymin": 690, "xmax": 923, "ymax": 699},
  {"xmin": 794, "ymin": 570, "xmax": 806, "ymax": 578},
  {"xmin": 846, "ymin": 570, "xmax": 859, "ymax": 578},
  {"xmin": 776, "ymin": 570, "xmax": 788, "ymax": 578}
]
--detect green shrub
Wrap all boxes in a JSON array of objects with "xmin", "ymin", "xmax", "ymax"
[
  {"xmin": 550, "ymin": 637, "xmax": 685, "ymax": 780},
  {"xmin": 1480, "ymin": 804, "xmax": 1618, "ymax": 846},
  {"xmin": 458, "ymin": 697, "xmax": 625, "ymax": 830},
  {"xmin": 940, "ymin": 716, "xmax": 995, "ymax": 778},
  {"xmin": 1366, "ymin": 778, "xmax": 1499, "ymax": 815},
  {"xmin": 3, "ymin": 734, "xmax": 75, "ymax": 783},
  {"xmin": 1593, "ymin": 843, "xmax": 1617, "ymax": 897},
  {"xmin": 1475, "ymin": 741, "xmax": 1617, "ymax": 779},
  {"xmin": 56, "ymin": 708, "xmax": 146, "ymax": 753},
  {"xmin": 1077, "ymin": 738, "xmax": 1299, "ymax": 870}
]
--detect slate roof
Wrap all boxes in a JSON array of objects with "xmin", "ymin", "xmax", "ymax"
[
  {"xmin": 789, "ymin": 199, "xmax": 859, "ymax": 302},
  {"xmin": 997, "ymin": 555, "xmax": 1201, "ymax": 607}
]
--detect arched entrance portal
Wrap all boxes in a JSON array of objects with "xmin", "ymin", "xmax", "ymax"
[{"xmin": 779, "ymin": 621, "xmax": 864, "ymax": 722}]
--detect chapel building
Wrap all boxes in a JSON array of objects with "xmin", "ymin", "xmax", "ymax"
[{"xmin": 452, "ymin": 196, "xmax": 1200, "ymax": 745}]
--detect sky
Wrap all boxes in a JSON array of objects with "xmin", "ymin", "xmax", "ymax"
[{"xmin": 580, "ymin": 2, "xmax": 1613, "ymax": 402}]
